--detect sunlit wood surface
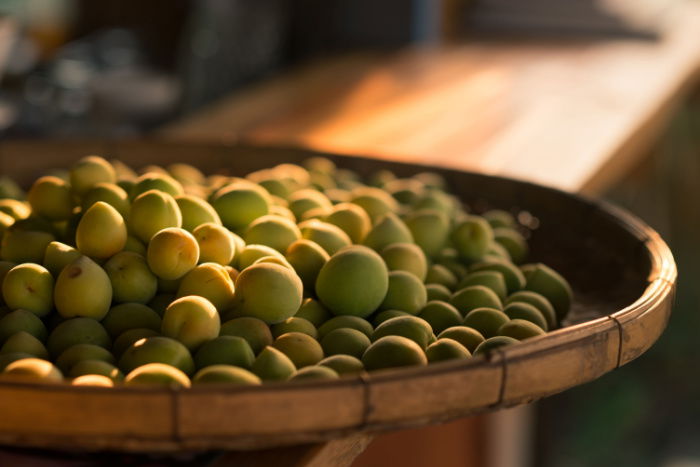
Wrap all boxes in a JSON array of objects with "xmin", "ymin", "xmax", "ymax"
[
  {"xmin": 160, "ymin": 2, "xmax": 700, "ymax": 466},
  {"xmin": 163, "ymin": 2, "xmax": 700, "ymax": 196}
]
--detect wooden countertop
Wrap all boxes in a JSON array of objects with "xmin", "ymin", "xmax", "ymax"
[
  {"xmin": 163, "ymin": 2, "xmax": 700, "ymax": 197},
  {"xmin": 161, "ymin": 2, "xmax": 700, "ymax": 465}
]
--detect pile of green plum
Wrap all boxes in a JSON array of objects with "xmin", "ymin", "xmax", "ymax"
[{"xmin": 0, "ymin": 155, "xmax": 572, "ymax": 388}]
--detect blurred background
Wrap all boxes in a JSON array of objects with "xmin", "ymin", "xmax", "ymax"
[
  {"xmin": 0, "ymin": 1, "xmax": 699, "ymax": 466},
  {"xmin": 0, "ymin": 0, "xmax": 431, "ymax": 138}
]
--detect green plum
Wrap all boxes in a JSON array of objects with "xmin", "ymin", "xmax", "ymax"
[
  {"xmin": 2, "ymin": 263, "xmax": 53, "ymax": 317},
  {"xmin": 362, "ymin": 213, "xmax": 413, "ymax": 252},
  {"xmin": 193, "ymin": 222, "xmax": 235, "ymax": 265},
  {"xmin": 118, "ymin": 336, "xmax": 195, "ymax": 375},
  {"xmin": 425, "ymin": 338, "xmax": 471, "ymax": 362},
  {"xmin": 104, "ymin": 251, "xmax": 158, "ymax": 304},
  {"xmin": 168, "ymin": 163, "xmax": 206, "ymax": 186},
  {"xmin": 371, "ymin": 315, "xmax": 434, "ymax": 350},
  {"xmin": 371, "ymin": 310, "xmax": 410, "ymax": 327},
  {"xmin": 236, "ymin": 244, "xmax": 285, "ymax": 270},
  {"xmin": 494, "ymin": 227, "xmax": 528, "ymax": 264},
  {"xmin": 295, "ymin": 298, "xmax": 331, "ymax": 327},
  {"xmin": 124, "ymin": 363, "xmax": 191, "ymax": 387},
  {"xmin": 69, "ymin": 360, "xmax": 124, "ymax": 381},
  {"xmin": 287, "ymin": 189, "xmax": 332, "ymax": 220},
  {"xmin": 417, "ymin": 301, "xmax": 463, "ymax": 334},
  {"xmin": 483, "ymin": 210, "xmax": 516, "ymax": 229},
  {"xmin": 47, "ymin": 317, "xmax": 111, "ymax": 357},
  {"xmin": 55, "ymin": 343, "xmax": 115, "ymax": 373},
  {"xmin": 350, "ymin": 187, "xmax": 398, "ymax": 221},
  {"xmin": 457, "ymin": 271, "xmax": 508, "ymax": 302},
  {"xmin": 523, "ymin": 263, "xmax": 573, "ymax": 321},
  {"xmin": 0, "ymin": 331, "xmax": 49, "ymax": 359},
  {"xmin": 27, "ymin": 176, "xmax": 74, "ymax": 221},
  {"xmin": 362, "ymin": 335, "xmax": 427, "ymax": 371},
  {"xmin": 0, "ymin": 309, "xmax": 47, "ymax": 345},
  {"xmin": 473, "ymin": 336, "xmax": 519, "ymax": 357},
  {"xmin": 69, "ymin": 156, "xmax": 116, "ymax": 196},
  {"xmin": 147, "ymin": 227, "xmax": 200, "ymax": 280},
  {"xmin": 43, "ymin": 241, "xmax": 81, "ymax": 277},
  {"xmin": 315, "ymin": 245, "xmax": 388, "ymax": 318},
  {"xmin": 437, "ymin": 326, "xmax": 485, "ymax": 353},
  {"xmin": 1, "ymin": 224, "xmax": 55, "ymax": 264},
  {"xmin": 81, "ymin": 182, "xmax": 130, "ymax": 217},
  {"xmin": 503, "ymin": 302, "xmax": 548, "ymax": 331},
  {"xmin": 498, "ymin": 319, "xmax": 546, "ymax": 340},
  {"xmin": 285, "ymin": 239, "xmax": 330, "ymax": 290},
  {"xmin": 299, "ymin": 219, "xmax": 352, "ymax": 255},
  {"xmin": 131, "ymin": 172, "xmax": 184, "ymax": 199},
  {"xmin": 385, "ymin": 178, "xmax": 425, "ymax": 205},
  {"xmin": 211, "ymin": 181, "xmax": 271, "ymax": 232},
  {"xmin": 290, "ymin": 365, "xmax": 338, "ymax": 381},
  {"xmin": 54, "ymin": 255, "xmax": 112, "ymax": 319},
  {"xmin": 271, "ymin": 317, "xmax": 317, "ymax": 339},
  {"xmin": 232, "ymin": 263, "xmax": 303, "ymax": 324},
  {"xmin": 504, "ymin": 291, "xmax": 557, "ymax": 330},
  {"xmin": 176, "ymin": 195, "xmax": 222, "ymax": 232},
  {"xmin": 71, "ymin": 374, "xmax": 114, "ymax": 387},
  {"xmin": 450, "ymin": 216, "xmax": 493, "ymax": 264},
  {"xmin": 320, "ymin": 328, "xmax": 370, "ymax": 359},
  {"xmin": 123, "ymin": 235, "xmax": 147, "ymax": 256},
  {"xmin": 470, "ymin": 259, "xmax": 526, "ymax": 294},
  {"xmin": 425, "ymin": 284, "xmax": 452, "ymax": 302},
  {"xmin": 379, "ymin": 271, "xmax": 427, "ymax": 315},
  {"xmin": 193, "ymin": 365, "xmax": 261, "ymax": 385},
  {"xmin": 1, "ymin": 358, "xmax": 63, "ymax": 383},
  {"xmin": 462, "ymin": 308, "xmax": 510, "ymax": 338},
  {"xmin": 162, "ymin": 296, "xmax": 221, "ymax": 350},
  {"xmin": 252, "ymin": 346, "xmax": 296, "ymax": 381},
  {"xmin": 0, "ymin": 199, "xmax": 30, "ymax": 220},
  {"xmin": 102, "ymin": 303, "xmax": 162, "ymax": 338},
  {"xmin": 176, "ymin": 262, "xmax": 235, "ymax": 311},
  {"xmin": 0, "ymin": 352, "xmax": 33, "ymax": 372},
  {"xmin": 325, "ymin": 203, "xmax": 372, "ymax": 243},
  {"xmin": 128, "ymin": 189, "xmax": 182, "ymax": 243},
  {"xmin": 318, "ymin": 354, "xmax": 364, "ymax": 375},
  {"xmin": 404, "ymin": 209, "xmax": 450, "ymax": 258},
  {"xmin": 111, "ymin": 328, "xmax": 160, "ymax": 358},
  {"xmin": 450, "ymin": 285, "xmax": 503, "ymax": 316},
  {"xmin": 194, "ymin": 336, "xmax": 255, "ymax": 370},
  {"xmin": 381, "ymin": 243, "xmax": 428, "ymax": 281},
  {"xmin": 245, "ymin": 215, "xmax": 301, "ymax": 252},
  {"xmin": 425, "ymin": 264, "xmax": 458, "ymax": 290},
  {"xmin": 317, "ymin": 315, "xmax": 374, "ymax": 339},
  {"xmin": 272, "ymin": 332, "xmax": 324, "ymax": 368}
]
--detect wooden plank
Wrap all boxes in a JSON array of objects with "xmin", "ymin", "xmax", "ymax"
[
  {"xmin": 0, "ymin": 384, "xmax": 175, "ymax": 451},
  {"xmin": 213, "ymin": 435, "xmax": 372, "ymax": 467},
  {"xmin": 352, "ymin": 416, "xmax": 486, "ymax": 467},
  {"xmin": 177, "ymin": 382, "xmax": 366, "ymax": 444},
  {"xmin": 499, "ymin": 318, "xmax": 620, "ymax": 405},
  {"xmin": 161, "ymin": 1, "xmax": 700, "ymax": 197}
]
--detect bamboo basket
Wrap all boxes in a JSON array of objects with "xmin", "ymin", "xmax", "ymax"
[{"xmin": 0, "ymin": 140, "xmax": 677, "ymax": 452}]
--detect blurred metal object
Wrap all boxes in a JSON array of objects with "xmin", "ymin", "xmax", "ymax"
[
  {"xmin": 2, "ymin": 27, "xmax": 181, "ymax": 137},
  {"xmin": 0, "ymin": 16, "xmax": 19, "ymax": 133},
  {"xmin": 0, "ymin": 16, "xmax": 18, "ymax": 77},
  {"xmin": 178, "ymin": 0, "xmax": 287, "ymax": 113},
  {"xmin": 90, "ymin": 68, "xmax": 180, "ymax": 122}
]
